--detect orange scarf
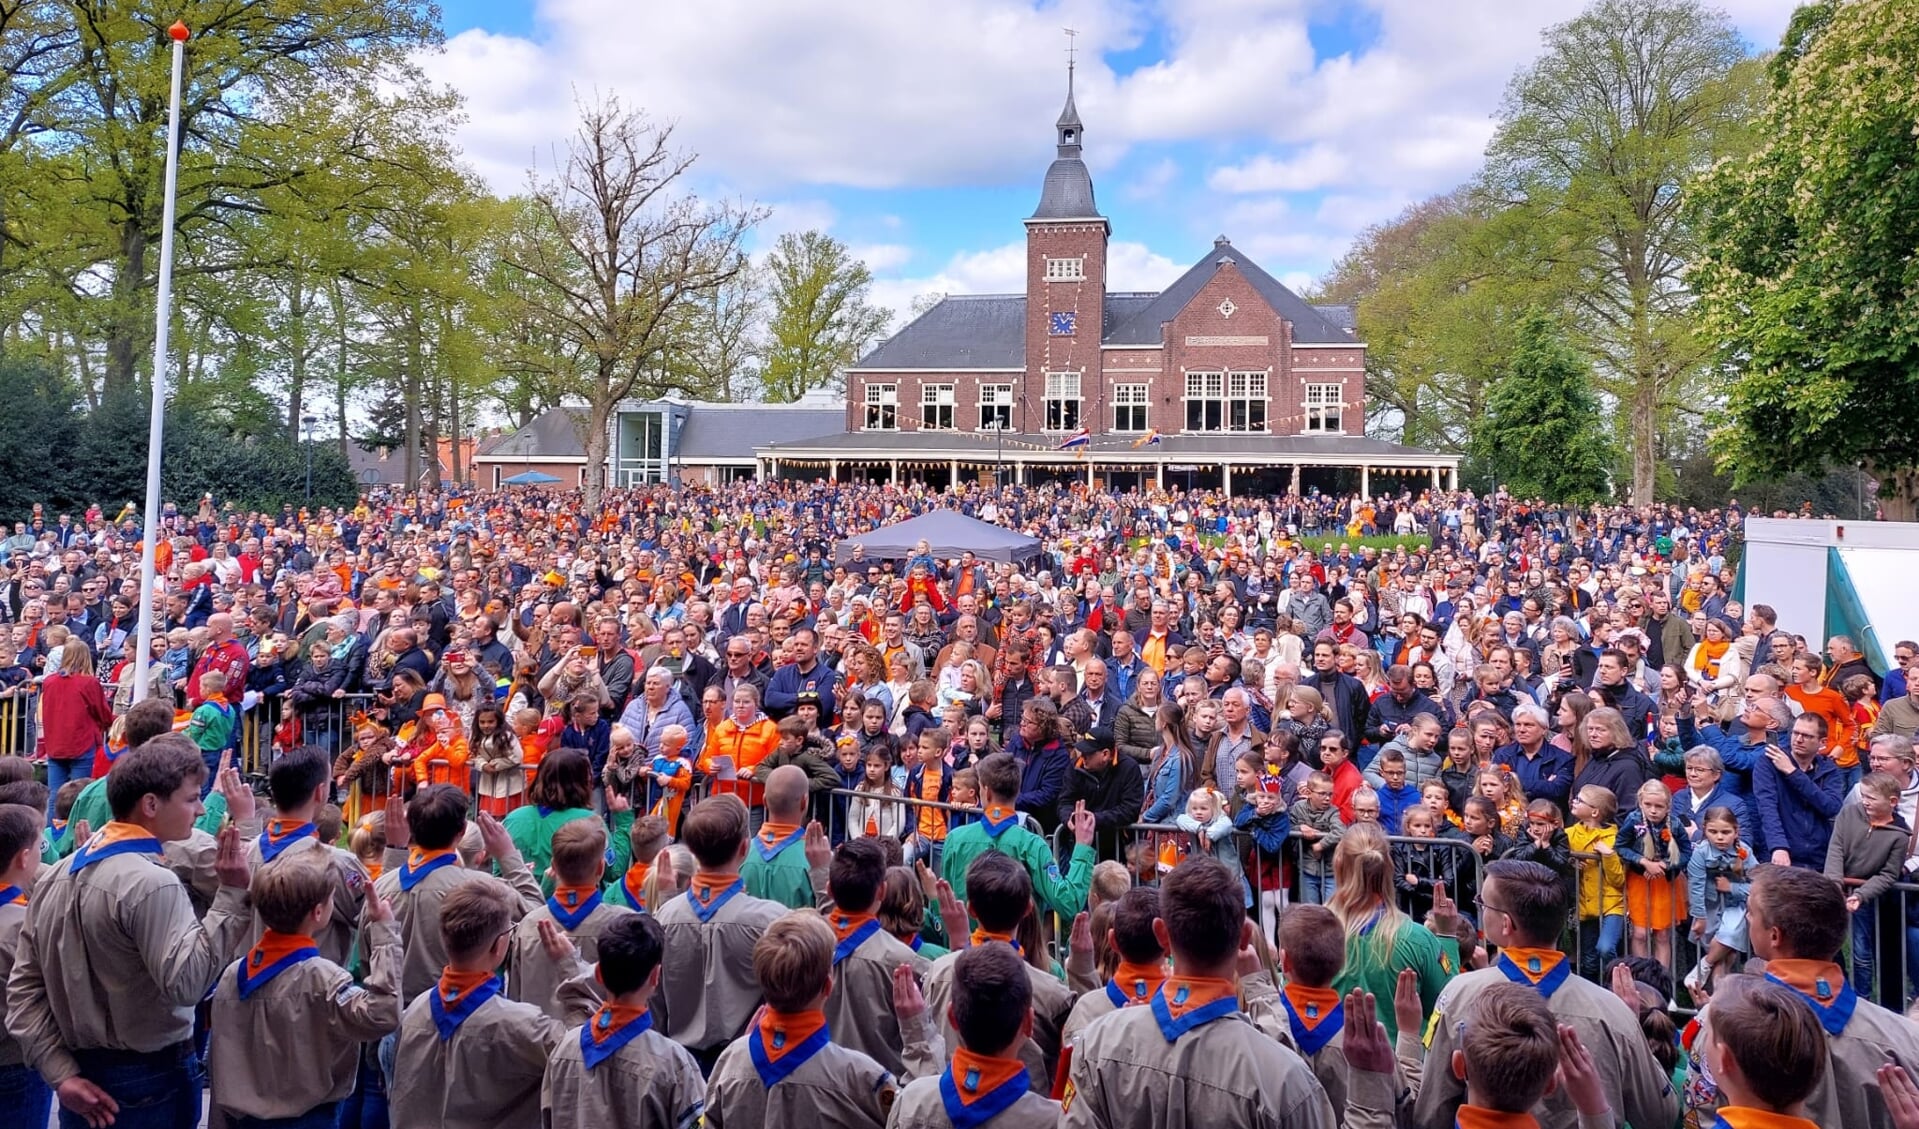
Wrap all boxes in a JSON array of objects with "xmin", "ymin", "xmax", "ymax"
[{"xmin": 1693, "ymin": 638, "xmax": 1729, "ymax": 678}]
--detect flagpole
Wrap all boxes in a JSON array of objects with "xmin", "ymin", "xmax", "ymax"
[{"xmin": 132, "ymin": 20, "xmax": 191, "ymax": 705}]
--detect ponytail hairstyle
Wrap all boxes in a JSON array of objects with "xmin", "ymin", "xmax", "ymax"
[{"xmin": 1326, "ymin": 822, "xmax": 1411, "ymax": 956}]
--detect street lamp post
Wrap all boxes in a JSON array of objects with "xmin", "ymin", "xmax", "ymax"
[
  {"xmin": 302, "ymin": 414, "xmax": 318, "ymax": 501},
  {"xmin": 131, "ymin": 21, "xmax": 191, "ymax": 705}
]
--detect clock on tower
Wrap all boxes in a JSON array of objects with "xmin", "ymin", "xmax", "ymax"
[{"xmin": 1049, "ymin": 311, "xmax": 1077, "ymax": 336}]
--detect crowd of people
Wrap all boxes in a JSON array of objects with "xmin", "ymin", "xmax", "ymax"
[{"xmin": 0, "ymin": 480, "xmax": 1915, "ymax": 1128}]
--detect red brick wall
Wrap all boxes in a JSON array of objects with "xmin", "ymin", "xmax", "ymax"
[{"xmin": 1024, "ymin": 220, "xmax": 1108, "ymax": 427}]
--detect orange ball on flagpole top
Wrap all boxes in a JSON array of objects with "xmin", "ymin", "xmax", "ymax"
[{"xmin": 168, "ymin": 20, "xmax": 190, "ymax": 40}]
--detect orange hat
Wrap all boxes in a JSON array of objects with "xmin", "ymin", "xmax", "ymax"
[{"xmin": 420, "ymin": 693, "xmax": 448, "ymax": 714}]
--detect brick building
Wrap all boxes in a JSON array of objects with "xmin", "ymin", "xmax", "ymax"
[{"xmin": 759, "ymin": 66, "xmax": 1459, "ymax": 498}]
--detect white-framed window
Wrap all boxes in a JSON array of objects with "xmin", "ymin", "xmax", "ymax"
[
  {"xmin": 1043, "ymin": 372, "xmax": 1082, "ymax": 431},
  {"xmin": 863, "ymin": 383, "xmax": 898, "ymax": 430},
  {"xmin": 978, "ymin": 383, "xmax": 1014, "ymax": 431},
  {"xmin": 920, "ymin": 383, "xmax": 955, "ymax": 430},
  {"xmin": 1184, "ymin": 370, "xmax": 1268, "ymax": 432},
  {"xmin": 1044, "ymin": 256, "xmax": 1085, "ymax": 282},
  {"xmin": 1303, "ymin": 383, "xmax": 1343, "ymax": 434},
  {"xmin": 1112, "ymin": 383, "xmax": 1150, "ymax": 432}
]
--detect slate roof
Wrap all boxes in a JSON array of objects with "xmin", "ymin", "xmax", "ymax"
[
  {"xmin": 1032, "ymin": 156, "xmax": 1099, "ymax": 220},
  {"xmin": 677, "ymin": 405, "xmax": 843, "ymax": 460},
  {"xmin": 472, "ymin": 407, "xmax": 591, "ymax": 460},
  {"xmin": 1103, "ymin": 238, "xmax": 1356, "ymax": 346},
  {"xmin": 1311, "ymin": 304, "xmax": 1357, "ymax": 335},
  {"xmin": 852, "ymin": 294, "xmax": 1028, "ymax": 370}
]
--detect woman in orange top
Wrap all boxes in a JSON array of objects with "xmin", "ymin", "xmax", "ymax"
[
  {"xmin": 396, "ymin": 693, "xmax": 470, "ymax": 790},
  {"xmin": 701, "ymin": 683, "xmax": 780, "ymax": 809}
]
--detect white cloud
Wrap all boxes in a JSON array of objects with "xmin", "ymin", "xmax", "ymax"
[
  {"xmin": 849, "ymin": 243, "xmax": 915, "ymax": 273},
  {"xmin": 1210, "ymin": 144, "xmax": 1351, "ymax": 193}
]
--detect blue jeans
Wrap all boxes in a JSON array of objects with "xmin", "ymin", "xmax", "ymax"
[
  {"xmin": 64, "ymin": 1045, "xmax": 199, "ymax": 1129},
  {"xmin": 1299, "ymin": 870, "xmax": 1335, "ymax": 905},
  {"xmin": 1578, "ymin": 914, "xmax": 1625, "ymax": 981},
  {"xmin": 45, "ymin": 757, "xmax": 91, "ymax": 821},
  {"xmin": 231, "ymin": 1102, "xmax": 339, "ymax": 1129},
  {"xmin": 334, "ymin": 1044, "xmax": 388, "ymax": 1129},
  {"xmin": 0, "ymin": 1061, "xmax": 51, "ymax": 1127}
]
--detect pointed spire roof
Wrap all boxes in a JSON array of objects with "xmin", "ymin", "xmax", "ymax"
[{"xmin": 1031, "ymin": 61, "xmax": 1101, "ymax": 221}]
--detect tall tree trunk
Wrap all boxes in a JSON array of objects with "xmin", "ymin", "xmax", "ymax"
[
  {"xmin": 332, "ymin": 279, "xmax": 351, "ymax": 457},
  {"xmin": 404, "ymin": 304, "xmax": 423, "ymax": 490},
  {"xmin": 423, "ymin": 333, "xmax": 442, "ymax": 493},
  {"xmin": 105, "ymin": 222, "xmax": 149, "ymax": 397},
  {"xmin": 448, "ymin": 338, "xmax": 463, "ymax": 486},
  {"xmin": 583, "ymin": 391, "xmax": 611, "ymax": 512},
  {"xmin": 1631, "ymin": 381, "xmax": 1657, "ymax": 505},
  {"xmin": 286, "ymin": 274, "xmax": 307, "ymax": 436}
]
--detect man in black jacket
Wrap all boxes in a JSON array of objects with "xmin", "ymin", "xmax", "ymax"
[
  {"xmin": 1302, "ymin": 638, "xmax": 1368, "ymax": 756},
  {"xmin": 1057, "ymin": 727, "xmax": 1143, "ymax": 862}
]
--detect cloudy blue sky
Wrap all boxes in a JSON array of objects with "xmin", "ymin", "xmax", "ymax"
[{"xmin": 425, "ymin": 0, "xmax": 1802, "ymax": 322}]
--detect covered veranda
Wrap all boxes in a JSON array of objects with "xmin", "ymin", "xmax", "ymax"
[{"xmin": 753, "ymin": 431, "xmax": 1459, "ymax": 498}]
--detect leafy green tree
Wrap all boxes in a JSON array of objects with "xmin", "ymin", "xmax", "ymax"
[
  {"xmin": 1473, "ymin": 311, "xmax": 1615, "ymax": 502},
  {"xmin": 758, "ymin": 231, "xmax": 889, "ymax": 402},
  {"xmin": 1696, "ymin": 0, "xmax": 1919, "ymax": 517},
  {"xmin": 1484, "ymin": 0, "xmax": 1761, "ymax": 503}
]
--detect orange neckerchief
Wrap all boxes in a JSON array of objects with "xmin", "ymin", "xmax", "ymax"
[
  {"xmin": 407, "ymin": 846, "xmax": 458, "ymax": 869},
  {"xmin": 1499, "ymin": 947, "xmax": 1567, "ymax": 987},
  {"xmin": 947, "ymin": 1048, "xmax": 1027, "ymax": 1109},
  {"xmin": 89, "ymin": 821, "xmax": 160, "ymax": 850},
  {"xmin": 1455, "ymin": 1108, "xmax": 1542, "ymax": 1129},
  {"xmin": 620, "ymin": 860, "xmax": 652, "ymax": 903},
  {"xmin": 437, "ymin": 967, "xmax": 495, "ymax": 1009},
  {"xmin": 1765, "ymin": 959, "xmax": 1847, "ymax": 1007},
  {"xmin": 1109, "ymin": 960, "xmax": 1166, "ymax": 1005},
  {"xmin": 1282, "ymin": 984, "xmax": 1343, "ymax": 1031},
  {"xmin": 584, "ymin": 1001, "xmax": 651, "ymax": 1048},
  {"xmin": 689, "ymin": 872, "xmax": 739, "ymax": 905},
  {"xmin": 244, "ymin": 929, "xmax": 318, "ymax": 973},
  {"xmin": 755, "ymin": 1008, "xmax": 828, "ymax": 1066},
  {"xmin": 757, "ymin": 821, "xmax": 802, "ymax": 849},
  {"xmin": 828, "ymin": 911, "xmax": 877, "ymax": 944},
  {"xmin": 1711, "ymin": 1109, "xmax": 1818, "ymax": 1129},
  {"xmin": 1159, "ymin": 977, "xmax": 1238, "ymax": 1020},
  {"xmin": 971, "ymin": 927, "xmax": 1017, "ymax": 948},
  {"xmin": 551, "ymin": 885, "xmax": 598, "ymax": 912}
]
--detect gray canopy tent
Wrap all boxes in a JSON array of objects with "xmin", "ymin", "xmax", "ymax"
[{"xmin": 834, "ymin": 509, "xmax": 1042, "ymax": 566}]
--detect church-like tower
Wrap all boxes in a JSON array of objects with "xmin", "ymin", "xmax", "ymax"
[{"xmin": 1023, "ymin": 62, "xmax": 1109, "ymax": 432}]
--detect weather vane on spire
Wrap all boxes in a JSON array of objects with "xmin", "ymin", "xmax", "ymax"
[{"xmin": 1064, "ymin": 27, "xmax": 1078, "ymax": 72}]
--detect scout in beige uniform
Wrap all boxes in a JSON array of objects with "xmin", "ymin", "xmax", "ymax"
[
  {"xmin": 541, "ymin": 911, "xmax": 706, "ymax": 1129},
  {"xmin": 1059, "ymin": 856, "xmax": 1336, "ymax": 1129},
  {"xmin": 1271, "ymin": 902, "xmax": 1386, "ymax": 1124},
  {"xmin": 1691, "ymin": 975, "xmax": 1830, "ymax": 1129},
  {"xmin": 4, "ymin": 736, "xmax": 256, "ymax": 1129},
  {"xmin": 208, "ymin": 856, "xmax": 402, "ymax": 1126},
  {"xmin": 821, "ymin": 836, "xmax": 931, "ymax": 1076},
  {"xmin": 1341, "ymin": 978, "xmax": 1616, "ymax": 1129},
  {"xmin": 507, "ymin": 818, "xmax": 634, "ymax": 1020},
  {"xmin": 241, "ymin": 745, "xmax": 370, "ymax": 966},
  {"xmin": 0, "ymin": 804, "xmax": 48, "ymax": 1124},
  {"xmin": 1415, "ymin": 859, "xmax": 1678, "ymax": 1129},
  {"xmin": 706, "ymin": 910, "xmax": 898, "ymax": 1129},
  {"xmin": 653, "ymin": 795, "xmax": 793, "ymax": 1065},
  {"xmin": 1733, "ymin": 864, "xmax": 1919, "ymax": 1129},
  {"xmin": 1061, "ymin": 886, "xmax": 1163, "ymax": 1049},
  {"xmin": 373, "ymin": 783, "xmax": 542, "ymax": 1003},
  {"xmin": 924, "ymin": 852, "xmax": 1075, "ymax": 1094},
  {"xmin": 889, "ymin": 942, "xmax": 1059, "ymax": 1129},
  {"xmin": 390, "ymin": 881, "xmax": 592, "ymax": 1129}
]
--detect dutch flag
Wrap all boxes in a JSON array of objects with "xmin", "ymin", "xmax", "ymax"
[{"xmin": 1057, "ymin": 428, "xmax": 1091, "ymax": 450}]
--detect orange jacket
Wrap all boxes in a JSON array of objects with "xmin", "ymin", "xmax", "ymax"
[
  {"xmin": 702, "ymin": 715, "xmax": 779, "ymax": 808},
  {"xmin": 399, "ymin": 727, "xmax": 470, "ymax": 789},
  {"xmin": 1785, "ymin": 684, "xmax": 1857, "ymax": 766}
]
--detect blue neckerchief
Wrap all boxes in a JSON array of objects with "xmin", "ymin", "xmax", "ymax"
[
  {"xmin": 1496, "ymin": 952, "xmax": 1573, "ymax": 1000},
  {"xmin": 1765, "ymin": 972, "xmax": 1857, "ymax": 1037},
  {"xmin": 547, "ymin": 890, "xmax": 603, "ymax": 932},
  {"xmin": 397, "ymin": 852, "xmax": 459, "ymax": 891},
  {"xmin": 687, "ymin": 879, "xmax": 743, "ymax": 924},
  {"xmin": 0, "ymin": 885, "xmax": 24, "ymax": 906},
  {"xmin": 747, "ymin": 1019, "xmax": 831, "ymax": 1089},
  {"xmin": 1279, "ymin": 992, "xmax": 1345, "ymax": 1057},
  {"xmin": 909, "ymin": 934, "xmax": 923, "ymax": 952},
  {"xmin": 831, "ymin": 918, "xmax": 882, "ymax": 966},
  {"xmin": 754, "ymin": 826, "xmax": 806, "ymax": 862},
  {"xmin": 429, "ymin": 978, "xmax": 500, "ymax": 1041},
  {"xmin": 1149, "ymin": 983, "xmax": 1239, "ymax": 1042},
  {"xmin": 621, "ymin": 874, "xmax": 646, "ymax": 912},
  {"xmin": 257, "ymin": 821, "xmax": 315, "ymax": 866},
  {"xmin": 1104, "ymin": 978, "xmax": 1141, "ymax": 1009},
  {"xmin": 69, "ymin": 834, "xmax": 164, "ymax": 874},
  {"xmin": 579, "ymin": 1008, "xmax": 654, "ymax": 1070},
  {"xmin": 237, "ymin": 941, "xmax": 321, "ymax": 999},
  {"xmin": 939, "ymin": 1060, "xmax": 1031, "ymax": 1129}
]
